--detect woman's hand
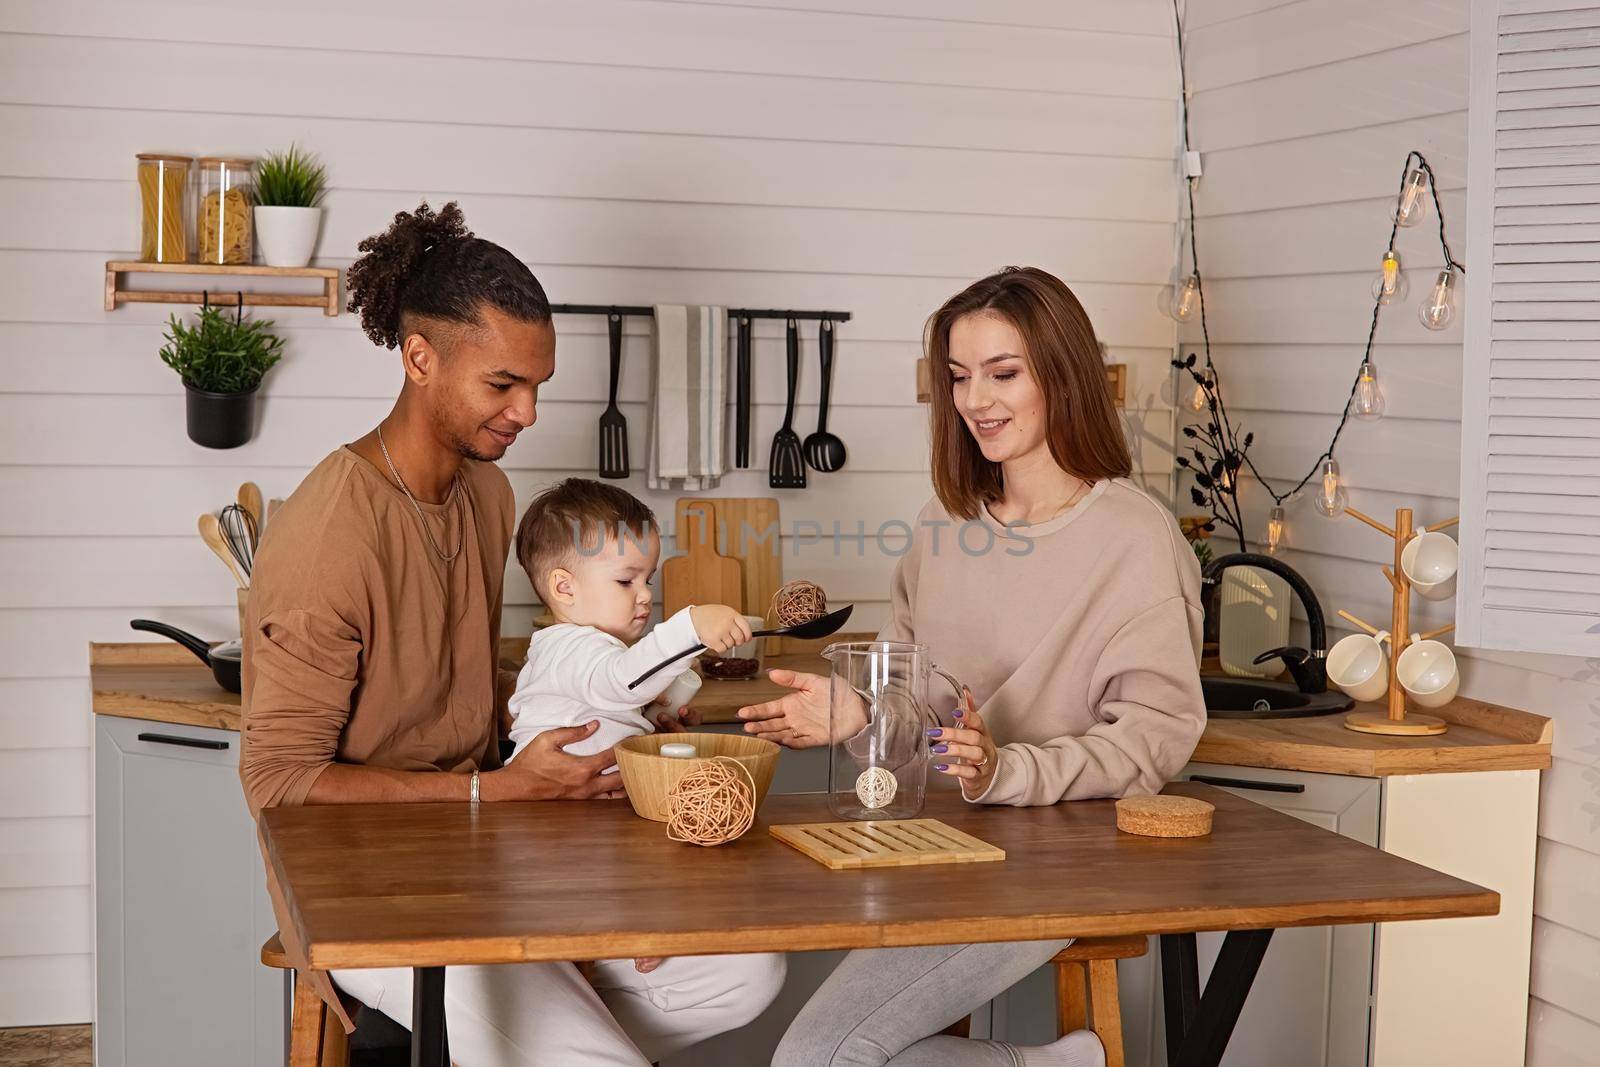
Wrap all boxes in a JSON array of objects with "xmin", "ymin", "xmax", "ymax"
[
  {"xmin": 651, "ymin": 692, "xmax": 701, "ymax": 733},
  {"xmin": 738, "ymin": 668, "xmax": 860, "ymax": 748},
  {"xmin": 930, "ymin": 688, "xmax": 998, "ymax": 800},
  {"xmin": 633, "ymin": 957, "xmax": 665, "ymax": 974}
]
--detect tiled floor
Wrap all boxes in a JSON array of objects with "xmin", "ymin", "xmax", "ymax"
[{"xmin": 0, "ymin": 1026, "xmax": 91, "ymax": 1067}]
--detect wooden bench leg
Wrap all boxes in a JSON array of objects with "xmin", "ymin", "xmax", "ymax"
[
  {"xmin": 1086, "ymin": 959, "xmax": 1126, "ymax": 1067},
  {"xmin": 289, "ymin": 971, "xmax": 327, "ymax": 1067},
  {"xmin": 289, "ymin": 970, "xmax": 352, "ymax": 1067},
  {"xmin": 1055, "ymin": 958, "xmax": 1089, "ymax": 1036}
]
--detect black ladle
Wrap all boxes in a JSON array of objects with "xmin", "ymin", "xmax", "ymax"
[{"xmin": 626, "ymin": 604, "xmax": 854, "ymax": 690}]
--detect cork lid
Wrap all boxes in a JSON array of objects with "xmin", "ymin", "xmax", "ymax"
[
  {"xmin": 197, "ymin": 156, "xmax": 256, "ymax": 168},
  {"xmin": 136, "ymin": 153, "xmax": 194, "ymax": 165}
]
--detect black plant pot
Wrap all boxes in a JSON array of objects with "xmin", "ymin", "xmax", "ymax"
[{"xmin": 184, "ymin": 384, "xmax": 258, "ymax": 449}]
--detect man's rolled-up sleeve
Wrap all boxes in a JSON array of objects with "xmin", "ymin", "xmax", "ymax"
[{"xmin": 239, "ymin": 605, "xmax": 362, "ymax": 814}]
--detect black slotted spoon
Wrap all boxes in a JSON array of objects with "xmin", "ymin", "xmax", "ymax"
[
  {"xmin": 598, "ymin": 311, "xmax": 629, "ymax": 479},
  {"xmin": 803, "ymin": 318, "xmax": 847, "ymax": 472},
  {"xmin": 768, "ymin": 317, "xmax": 807, "ymax": 489},
  {"xmin": 625, "ymin": 604, "xmax": 853, "ymax": 690}
]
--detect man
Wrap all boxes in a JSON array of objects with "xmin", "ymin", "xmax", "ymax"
[{"xmin": 241, "ymin": 202, "xmax": 779, "ymax": 1065}]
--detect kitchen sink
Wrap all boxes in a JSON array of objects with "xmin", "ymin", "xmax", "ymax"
[{"xmin": 1201, "ymin": 675, "xmax": 1353, "ymax": 720}]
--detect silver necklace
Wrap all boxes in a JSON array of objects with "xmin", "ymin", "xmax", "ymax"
[{"xmin": 377, "ymin": 426, "xmax": 464, "ymax": 562}]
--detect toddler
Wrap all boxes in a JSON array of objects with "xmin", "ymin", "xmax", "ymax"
[
  {"xmin": 508, "ymin": 478, "xmax": 754, "ymax": 764},
  {"xmin": 505, "ymin": 478, "xmax": 785, "ymax": 1029}
]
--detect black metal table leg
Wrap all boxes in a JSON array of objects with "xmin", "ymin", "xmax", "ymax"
[
  {"xmin": 1160, "ymin": 928, "xmax": 1275, "ymax": 1067},
  {"xmin": 1160, "ymin": 933, "xmax": 1200, "ymax": 1066},
  {"xmin": 412, "ymin": 966, "xmax": 449, "ymax": 1067}
]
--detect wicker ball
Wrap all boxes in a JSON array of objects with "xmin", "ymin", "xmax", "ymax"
[
  {"xmin": 855, "ymin": 767, "xmax": 898, "ymax": 810},
  {"xmin": 663, "ymin": 757, "xmax": 756, "ymax": 846},
  {"xmin": 772, "ymin": 579, "xmax": 827, "ymax": 628}
]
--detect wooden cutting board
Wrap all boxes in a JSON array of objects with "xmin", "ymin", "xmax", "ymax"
[
  {"xmin": 661, "ymin": 501, "xmax": 745, "ymax": 622},
  {"xmin": 676, "ymin": 497, "xmax": 786, "ymax": 650},
  {"xmin": 771, "ymin": 818, "xmax": 1006, "ymax": 870}
]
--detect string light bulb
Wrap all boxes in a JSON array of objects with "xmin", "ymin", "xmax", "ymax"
[
  {"xmin": 1187, "ymin": 365, "xmax": 1213, "ymax": 413},
  {"xmin": 1420, "ymin": 268, "xmax": 1456, "ymax": 331},
  {"xmin": 1371, "ymin": 250, "xmax": 1407, "ymax": 305},
  {"xmin": 1159, "ymin": 274, "xmax": 1202, "ymax": 324},
  {"xmin": 1353, "ymin": 359, "xmax": 1385, "ymax": 420},
  {"xmin": 1394, "ymin": 167, "xmax": 1429, "ymax": 228},
  {"xmin": 1265, "ymin": 505, "xmax": 1286, "ymax": 554},
  {"xmin": 1314, "ymin": 457, "xmax": 1348, "ymax": 517}
]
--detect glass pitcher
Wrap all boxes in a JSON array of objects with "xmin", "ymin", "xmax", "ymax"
[{"xmin": 822, "ymin": 641, "xmax": 967, "ymax": 820}]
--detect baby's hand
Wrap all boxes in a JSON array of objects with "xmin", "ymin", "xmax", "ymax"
[{"xmin": 690, "ymin": 604, "xmax": 753, "ymax": 654}]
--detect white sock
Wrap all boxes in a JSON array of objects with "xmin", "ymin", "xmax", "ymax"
[{"xmin": 1016, "ymin": 1028, "xmax": 1106, "ymax": 1067}]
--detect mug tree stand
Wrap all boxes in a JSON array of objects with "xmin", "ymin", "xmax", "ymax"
[{"xmin": 1337, "ymin": 506, "xmax": 1458, "ymax": 736}]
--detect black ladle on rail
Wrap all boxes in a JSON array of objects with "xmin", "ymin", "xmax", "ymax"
[{"xmin": 626, "ymin": 604, "xmax": 854, "ymax": 690}]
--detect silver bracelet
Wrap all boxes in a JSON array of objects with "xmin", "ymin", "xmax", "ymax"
[{"xmin": 469, "ymin": 769, "xmax": 481, "ymax": 804}]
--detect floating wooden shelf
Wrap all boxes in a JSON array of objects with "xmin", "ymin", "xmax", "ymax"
[{"xmin": 104, "ymin": 261, "xmax": 340, "ymax": 316}]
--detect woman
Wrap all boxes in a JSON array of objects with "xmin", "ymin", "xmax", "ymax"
[{"xmin": 741, "ymin": 267, "xmax": 1207, "ymax": 1067}]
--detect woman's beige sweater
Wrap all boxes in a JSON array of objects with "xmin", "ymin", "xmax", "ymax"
[{"xmin": 877, "ymin": 478, "xmax": 1206, "ymax": 806}]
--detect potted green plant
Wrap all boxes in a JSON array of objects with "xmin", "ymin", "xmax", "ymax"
[
  {"xmin": 160, "ymin": 301, "xmax": 284, "ymax": 449},
  {"xmin": 252, "ymin": 144, "xmax": 327, "ymax": 267}
]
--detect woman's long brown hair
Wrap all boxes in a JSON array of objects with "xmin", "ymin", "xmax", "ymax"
[{"xmin": 926, "ymin": 266, "xmax": 1132, "ymax": 521}]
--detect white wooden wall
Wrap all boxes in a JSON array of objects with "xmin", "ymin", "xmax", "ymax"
[
  {"xmin": 0, "ymin": 0, "xmax": 1180, "ymax": 1025},
  {"xmin": 1185, "ymin": 1, "xmax": 1600, "ymax": 1061}
]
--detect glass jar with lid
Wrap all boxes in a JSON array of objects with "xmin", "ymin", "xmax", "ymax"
[
  {"xmin": 197, "ymin": 157, "xmax": 255, "ymax": 265},
  {"xmin": 135, "ymin": 154, "xmax": 193, "ymax": 264}
]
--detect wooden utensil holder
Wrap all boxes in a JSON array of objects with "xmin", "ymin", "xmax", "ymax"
[{"xmin": 1338, "ymin": 505, "xmax": 1457, "ymax": 736}]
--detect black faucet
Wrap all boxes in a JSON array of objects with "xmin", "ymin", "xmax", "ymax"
[{"xmin": 1200, "ymin": 552, "xmax": 1329, "ymax": 694}]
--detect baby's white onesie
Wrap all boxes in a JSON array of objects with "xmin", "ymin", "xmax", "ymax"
[{"xmin": 507, "ymin": 605, "xmax": 700, "ymax": 763}]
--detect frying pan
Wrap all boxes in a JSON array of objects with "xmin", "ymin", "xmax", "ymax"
[{"xmin": 130, "ymin": 619, "xmax": 243, "ymax": 694}]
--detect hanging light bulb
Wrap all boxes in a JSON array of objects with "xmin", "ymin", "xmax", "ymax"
[
  {"xmin": 1371, "ymin": 250, "xmax": 1408, "ymax": 305},
  {"xmin": 1314, "ymin": 457, "xmax": 1348, "ymax": 518},
  {"xmin": 1265, "ymin": 505, "xmax": 1286, "ymax": 554},
  {"xmin": 1353, "ymin": 359, "xmax": 1385, "ymax": 420},
  {"xmin": 1419, "ymin": 268, "xmax": 1456, "ymax": 330},
  {"xmin": 1394, "ymin": 167, "xmax": 1428, "ymax": 228},
  {"xmin": 1187, "ymin": 365, "xmax": 1213, "ymax": 413},
  {"xmin": 1158, "ymin": 274, "xmax": 1202, "ymax": 323}
]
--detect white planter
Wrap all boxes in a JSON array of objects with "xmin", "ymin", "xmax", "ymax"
[{"xmin": 253, "ymin": 205, "xmax": 323, "ymax": 268}]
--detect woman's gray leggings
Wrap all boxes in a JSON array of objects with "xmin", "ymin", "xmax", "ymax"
[{"xmin": 771, "ymin": 938, "xmax": 1072, "ymax": 1066}]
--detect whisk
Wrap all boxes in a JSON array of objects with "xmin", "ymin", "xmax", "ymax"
[{"xmin": 218, "ymin": 503, "xmax": 257, "ymax": 582}]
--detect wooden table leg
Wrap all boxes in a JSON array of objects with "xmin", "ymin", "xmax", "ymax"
[
  {"xmin": 412, "ymin": 967, "xmax": 449, "ymax": 1067},
  {"xmin": 1161, "ymin": 929, "xmax": 1274, "ymax": 1067}
]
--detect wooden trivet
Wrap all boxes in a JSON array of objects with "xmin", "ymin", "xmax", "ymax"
[
  {"xmin": 771, "ymin": 818, "xmax": 1005, "ymax": 870},
  {"xmin": 1115, "ymin": 795, "xmax": 1214, "ymax": 838}
]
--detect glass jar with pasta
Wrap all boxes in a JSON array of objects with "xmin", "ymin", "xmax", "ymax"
[
  {"xmin": 197, "ymin": 157, "xmax": 255, "ymax": 265},
  {"xmin": 136, "ymin": 154, "xmax": 193, "ymax": 264}
]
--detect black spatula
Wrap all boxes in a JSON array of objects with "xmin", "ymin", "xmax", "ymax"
[{"xmin": 768, "ymin": 317, "xmax": 806, "ymax": 488}]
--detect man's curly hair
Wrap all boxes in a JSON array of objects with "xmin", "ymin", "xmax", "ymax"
[{"xmin": 345, "ymin": 200, "xmax": 551, "ymax": 349}]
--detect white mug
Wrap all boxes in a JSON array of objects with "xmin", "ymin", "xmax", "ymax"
[
  {"xmin": 1396, "ymin": 636, "xmax": 1459, "ymax": 708},
  {"xmin": 1401, "ymin": 530, "xmax": 1459, "ymax": 602},
  {"xmin": 1327, "ymin": 629, "xmax": 1391, "ymax": 703}
]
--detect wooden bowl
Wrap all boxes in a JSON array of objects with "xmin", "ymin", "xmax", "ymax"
[{"xmin": 614, "ymin": 733, "xmax": 780, "ymax": 823}]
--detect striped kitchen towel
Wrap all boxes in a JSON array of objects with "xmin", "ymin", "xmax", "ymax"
[{"xmin": 647, "ymin": 305, "xmax": 728, "ymax": 491}]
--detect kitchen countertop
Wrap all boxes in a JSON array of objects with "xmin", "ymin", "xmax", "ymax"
[{"xmin": 90, "ymin": 643, "xmax": 1552, "ymax": 776}]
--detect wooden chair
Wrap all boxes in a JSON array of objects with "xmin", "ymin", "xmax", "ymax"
[{"xmin": 945, "ymin": 935, "xmax": 1147, "ymax": 1067}]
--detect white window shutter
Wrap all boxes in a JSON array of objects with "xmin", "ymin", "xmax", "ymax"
[{"xmin": 1461, "ymin": 0, "xmax": 1600, "ymax": 655}]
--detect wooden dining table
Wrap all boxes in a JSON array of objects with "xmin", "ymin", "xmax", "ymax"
[{"xmin": 261, "ymin": 781, "xmax": 1498, "ymax": 1067}]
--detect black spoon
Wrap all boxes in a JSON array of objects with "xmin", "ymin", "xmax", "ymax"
[{"xmin": 626, "ymin": 604, "xmax": 854, "ymax": 690}]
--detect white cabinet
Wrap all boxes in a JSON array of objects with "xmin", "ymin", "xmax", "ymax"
[
  {"xmin": 1106, "ymin": 761, "xmax": 1538, "ymax": 1067},
  {"xmin": 93, "ymin": 715, "xmax": 285, "ymax": 1067}
]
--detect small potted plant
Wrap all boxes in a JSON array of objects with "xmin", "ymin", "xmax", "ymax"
[
  {"xmin": 252, "ymin": 144, "xmax": 327, "ymax": 267},
  {"xmin": 160, "ymin": 301, "xmax": 284, "ymax": 449}
]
